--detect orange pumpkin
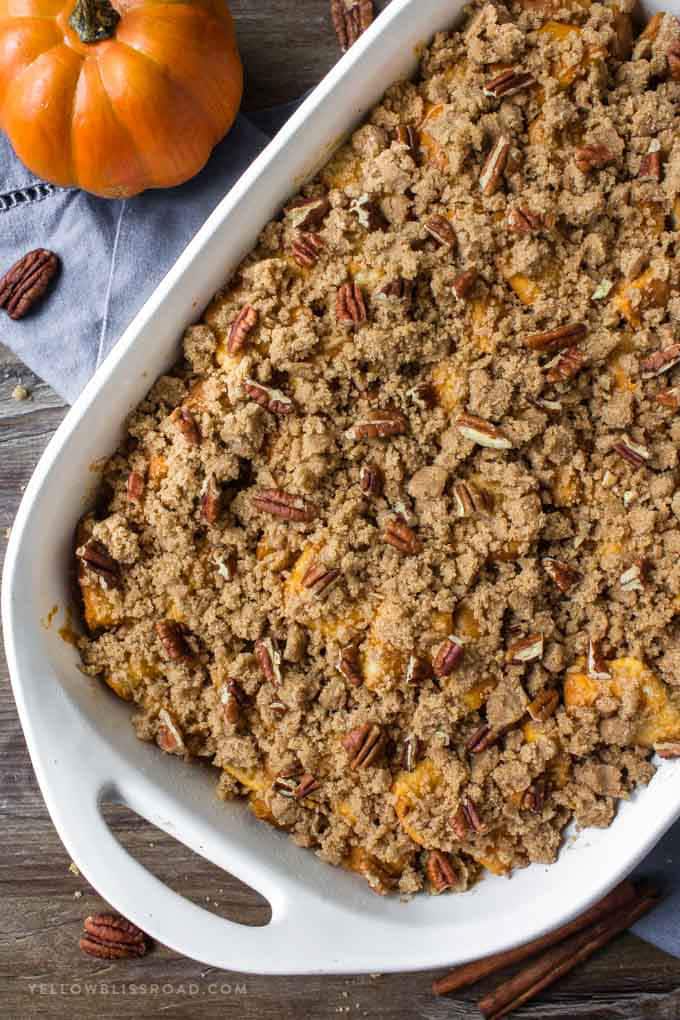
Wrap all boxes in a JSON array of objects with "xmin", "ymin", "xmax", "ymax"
[{"xmin": 0, "ymin": 0, "xmax": 243, "ymax": 198}]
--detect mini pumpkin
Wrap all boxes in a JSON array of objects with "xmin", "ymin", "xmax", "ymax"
[{"xmin": 0, "ymin": 0, "xmax": 243, "ymax": 198}]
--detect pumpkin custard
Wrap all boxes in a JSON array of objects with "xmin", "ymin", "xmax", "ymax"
[{"xmin": 76, "ymin": 0, "xmax": 680, "ymax": 897}]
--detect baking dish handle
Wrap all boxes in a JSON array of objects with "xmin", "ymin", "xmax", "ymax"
[{"xmin": 69, "ymin": 789, "xmax": 328, "ymax": 971}]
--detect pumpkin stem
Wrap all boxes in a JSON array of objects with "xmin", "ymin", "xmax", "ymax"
[{"xmin": 69, "ymin": 0, "xmax": 120, "ymax": 43}]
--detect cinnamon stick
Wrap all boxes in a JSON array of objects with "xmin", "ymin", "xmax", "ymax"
[
  {"xmin": 432, "ymin": 878, "xmax": 636, "ymax": 996},
  {"xmin": 478, "ymin": 888, "xmax": 659, "ymax": 1020}
]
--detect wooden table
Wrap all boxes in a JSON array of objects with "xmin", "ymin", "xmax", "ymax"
[{"xmin": 1, "ymin": 2, "xmax": 679, "ymax": 1016}]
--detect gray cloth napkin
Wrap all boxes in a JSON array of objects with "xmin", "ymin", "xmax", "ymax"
[{"xmin": 1, "ymin": 102, "xmax": 678, "ymax": 958}]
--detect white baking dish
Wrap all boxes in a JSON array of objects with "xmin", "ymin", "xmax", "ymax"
[{"xmin": 3, "ymin": 0, "xmax": 679, "ymax": 975}]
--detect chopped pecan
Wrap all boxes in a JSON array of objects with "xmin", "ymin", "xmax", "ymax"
[
  {"xmin": 342, "ymin": 723, "xmax": 386, "ymax": 769},
  {"xmin": 592, "ymin": 279, "xmax": 614, "ymax": 301},
  {"xmin": 654, "ymin": 741, "xmax": 680, "ymax": 759},
  {"xmin": 426, "ymin": 850, "xmax": 458, "ymax": 893},
  {"xmin": 452, "ymin": 480, "xmax": 491, "ymax": 516},
  {"xmin": 479, "ymin": 135, "xmax": 510, "ymax": 196},
  {"xmin": 575, "ymin": 144, "xmax": 615, "ymax": 173},
  {"xmin": 466, "ymin": 723, "xmax": 497, "ymax": 753},
  {"xmin": 285, "ymin": 195, "xmax": 330, "ymax": 230},
  {"xmin": 543, "ymin": 557, "xmax": 581, "ymax": 593},
  {"xmin": 302, "ymin": 561, "xmax": 342, "ymax": 598},
  {"xmin": 336, "ymin": 281, "xmax": 367, "ymax": 325},
  {"xmin": 451, "ymin": 796, "xmax": 483, "ymax": 839},
  {"xmin": 252, "ymin": 488, "xmax": 317, "ymax": 522},
  {"xmin": 640, "ymin": 343, "xmax": 680, "ymax": 378},
  {"xmin": 613, "ymin": 436, "xmax": 650, "ymax": 468},
  {"xmin": 214, "ymin": 551, "xmax": 236, "ymax": 581},
  {"xmin": 221, "ymin": 679, "xmax": 248, "ymax": 726},
  {"xmin": 424, "ymin": 214, "xmax": 456, "ymax": 249},
  {"xmin": 394, "ymin": 124, "xmax": 419, "ymax": 162},
  {"xmin": 620, "ymin": 558, "xmax": 647, "ymax": 592},
  {"xmin": 402, "ymin": 733, "xmax": 418, "ymax": 771},
  {"xmin": 227, "ymin": 304, "xmax": 258, "ymax": 354},
  {"xmin": 200, "ymin": 473, "xmax": 222, "ymax": 524},
  {"xmin": 545, "ymin": 347, "xmax": 586, "ymax": 383},
  {"xmin": 527, "ymin": 688, "xmax": 559, "ymax": 722},
  {"xmin": 507, "ymin": 633, "xmax": 544, "ymax": 663},
  {"xmin": 483, "ymin": 68, "xmax": 535, "ymax": 98},
  {"xmin": 171, "ymin": 407, "xmax": 200, "ymax": 446},
  {"xmin": 407, "ymin": 381, "xmax": 437, "ymax": 408},
  {"xmin": 507, "ymin": 206, "xmax": 543, "ymax": 235},
  {"xmin": 657, "ymin": 386, "xmax": 680, "ymax": 410},
  {"xmin": 359, "ymin": 462, "xmax": 384, "ymax": 496},
  {"xmin": 523, "ymin": 777, "xmax": 548, "ymax": 813},
  {"xmin": 384, "ymin": 518, "xmax": 421, "ymax": 555},
  {"xmin": 156, "ymin": 708, "xmax": 185, "ymax": 754},
  {"xmin": 587, "ymin": 638, "xmax": 611, "ymax": 680},
  {"xmin": 80, "ymin": 913, "xmax": 147, "ymax": 960},
  {"xmin": 433, "ymin": 637, "xmax": 464, "ymax": 678},
  {"xmin": 255, "ymin": 637, "xmax": 282, "ymax": 685},
  {"xmin": 77, "ymin": 539, "xmax": 122, "ymax": 590},
  {"xmin": 667, "ymin": 40, "xmax": 680, "ymax": 81},
  {"xmin": 638, "ymin": 139, "xmax": 662, "ymax": 182},
  {"xmin": 291, "ymin": 232, "xmax": 324, "ymax": 268},
  {"xmin": 337, "ymin": 644, "xmax": 363, "ymax": 687},
  {"xmin": 126, "ymin": 469, "xmax": 145, "ymax": 502},
  {"xmin": 523, "ymin": 322, "xmax": 586, "ymax": 353},
  {"xmin": 350, "ymin": 193, "xmax": 388, "ymax": 231},
  {"xmin": 456, "ymin": 413, "xmax": 512, "ymax": 450},
  {"xmin": 0, "ymin": 248, "xmax": 60, "ymax": 320},
  {"xmin": 330, "ymin": 0, "xmax": 373, "ymax": 51},
  {"xmin": 244, "ymin": 378, "xmax": 294, "ymax": 415},
  {"xmin": 377, "ymin": 277, "xmax": 414, "ymax": 303},
  {"xmin": 294, "ymin": 773, "xmax": 320, "ymax": 800},
  {"xmin": 272, "ymin": 766, "xmax": 303, "ymax": 797},
  {"xmin": 452, "ymin": 267, "xmax": 478, "ymax": 300},
  {"xmin": 349, "ymin": 408, "xmax": 407, "ymax": 439},
  {"xmin": 155, "ymin": 620, "xmax": 193, "ymax": 661}
]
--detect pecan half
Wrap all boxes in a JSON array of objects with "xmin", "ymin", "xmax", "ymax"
[
  {"xmin": 80, "ymin": 913, "xmax": 147, "ymax": 960},
  {"xmin": 483, "ymin": 68, "xmax": 535, "ymax": 98},
  {"xmin": 657, "ymin": 386, "xmax": 680, "ymax": 410},
  {"xmin": 244, "ymin": 378, "xmax": 294, "ymax": 415},
  {"xmin": 384, "ymin": 518, "xmax": 421, "ymax": 555},
  {"xmin": 543, "ymin": 557, "xmax": 581, "ymax": 593},
  {"xmin": 337, "ymin": 644, "xmax": 363, "ymax": 686},
  {"xmin": 575, "ymin": 144, "xmax": 614, "ymax": 173},
  {"xmin": 507, "ymin": 633, "xmax": 544, "ymax": 663},
  {"xmin": 522, "ymin": 777, "xmax": 548, "ymax": 813},
  {"xmin": 0, "ymin": 249, "xmax": 60, "ymax": 320},
  {"xmin": 342, "ymin": 723, "xmax": 386, "ymax": 769},
  {"xmin": 394, "ymin": 124, "xmax": 419, "ymax": 162},
  {"xmin": 527, "ymin": 688, "xmax": 559, "ymax": 722},
  {"xmin": 545, "ymin": 347, "xmax": 586, "ymax": 383},
  {"xmin": 336, "ymin": 281, "xmax": 367, "ymax": 325},
  {"xmin": 302, "ymin": 561, "xmax": 342, "ymax": 598},
  {"xmin": 285, "ymin": 195, "xmax": 330, "ymax": 230},
  {"xmin": 126, "ymin": 469, "xmax": 145, "ymax": 502},
  {"xmin": 221, "ymin": 679, "xmax": 248, "ymax": 725},
  {"xmin": 507, "ymin": 206, "xmax": 543, "ymax": 236},
  {"xmin": 255, "ymin": 637, "xmax": 282, "ymax": 685},
  {"xmin": 479, "ymin": 135, "xmax": 510, "ymax": 196},
  {"xmin": 349, "ymin": 408, "xmax": 407, "ymax": 439},
  {"xmin": 171, "ymin": 406, "xmax": 200, "ymax": 446},
  {"xmin": 638, "ymin": 139, "xmax": 662, "ymax": 182},
  {"xmin": 350, "ymin": 193, "xmax": 388, "ymax": 231},
  {"xmin": 654, "ymin": 741, "xmax": 680, "ymax": 759},
  {"xmin": 466, "ymin": 723, "xmax": 497, "ymax": 753},
  {"xmin": 640, "ymin": 343, "xmax": 680, "ymax": 378},
  {"xmin": 523, "ymin": 322, "xmax": 586, "ymax": 353},
  {"xmin": 451, "ymin": 796, "xmax": 483, "ymax": 839},
  {"xmin": 156, "ymin": 620, "xmax": 193, "ymax": 661},
  {"xmin": 359, "ymin": 462, "xmax": 384, "ymax": 496},
  {"xmin": 433, "ymin": 637, "xmax": 463, "ymax": 678},
  {"xmin": 426, "ymin": 851, "xmax": 458, "ymax": 893},
  {"xmin": 452, "ymin": 480, "xmax": 491, "ymax": 516},
  {"xmin": 252, "ymin": 488, "xmax": 317, "ymax": 522},
  {"xmin": 200, "ymin": 474, "xmax": 222, "ymax": 524},
  {"xmin": 77, "ymin": 539, "xmax": 122, "ymax": 590},
  {"xmin": 227, "ymin": 304, "xmax": 258, "ymax": 354},
  {"xmin": 456, "ymin": 413, "xmax": 512, "ymax": 450},
  {"xmin": 612, "ymin": 436, "xmax": 650, "ymax": 468},
  {"xmin": 452, "ymin": 267, "xmax": 478, "ymax": 300},
  {"xmin": 330, "ymin": 0, "xmax": 373, "ymax": 51},
  {"xmin": 292, "ymin": 232, "xmax": 324, "ymax": 268},
  {"xmin": 156, "ymin": 708, "xmax": 185, "ymax": 754},
  {"xmin": 424, "ymin": 214, "xmax": 456, "ymax": 249}
]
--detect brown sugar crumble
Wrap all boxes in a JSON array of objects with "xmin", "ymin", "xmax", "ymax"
[{"xmin": 76, "ymin": 0, "xmax": 680, "ymax": 897}]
